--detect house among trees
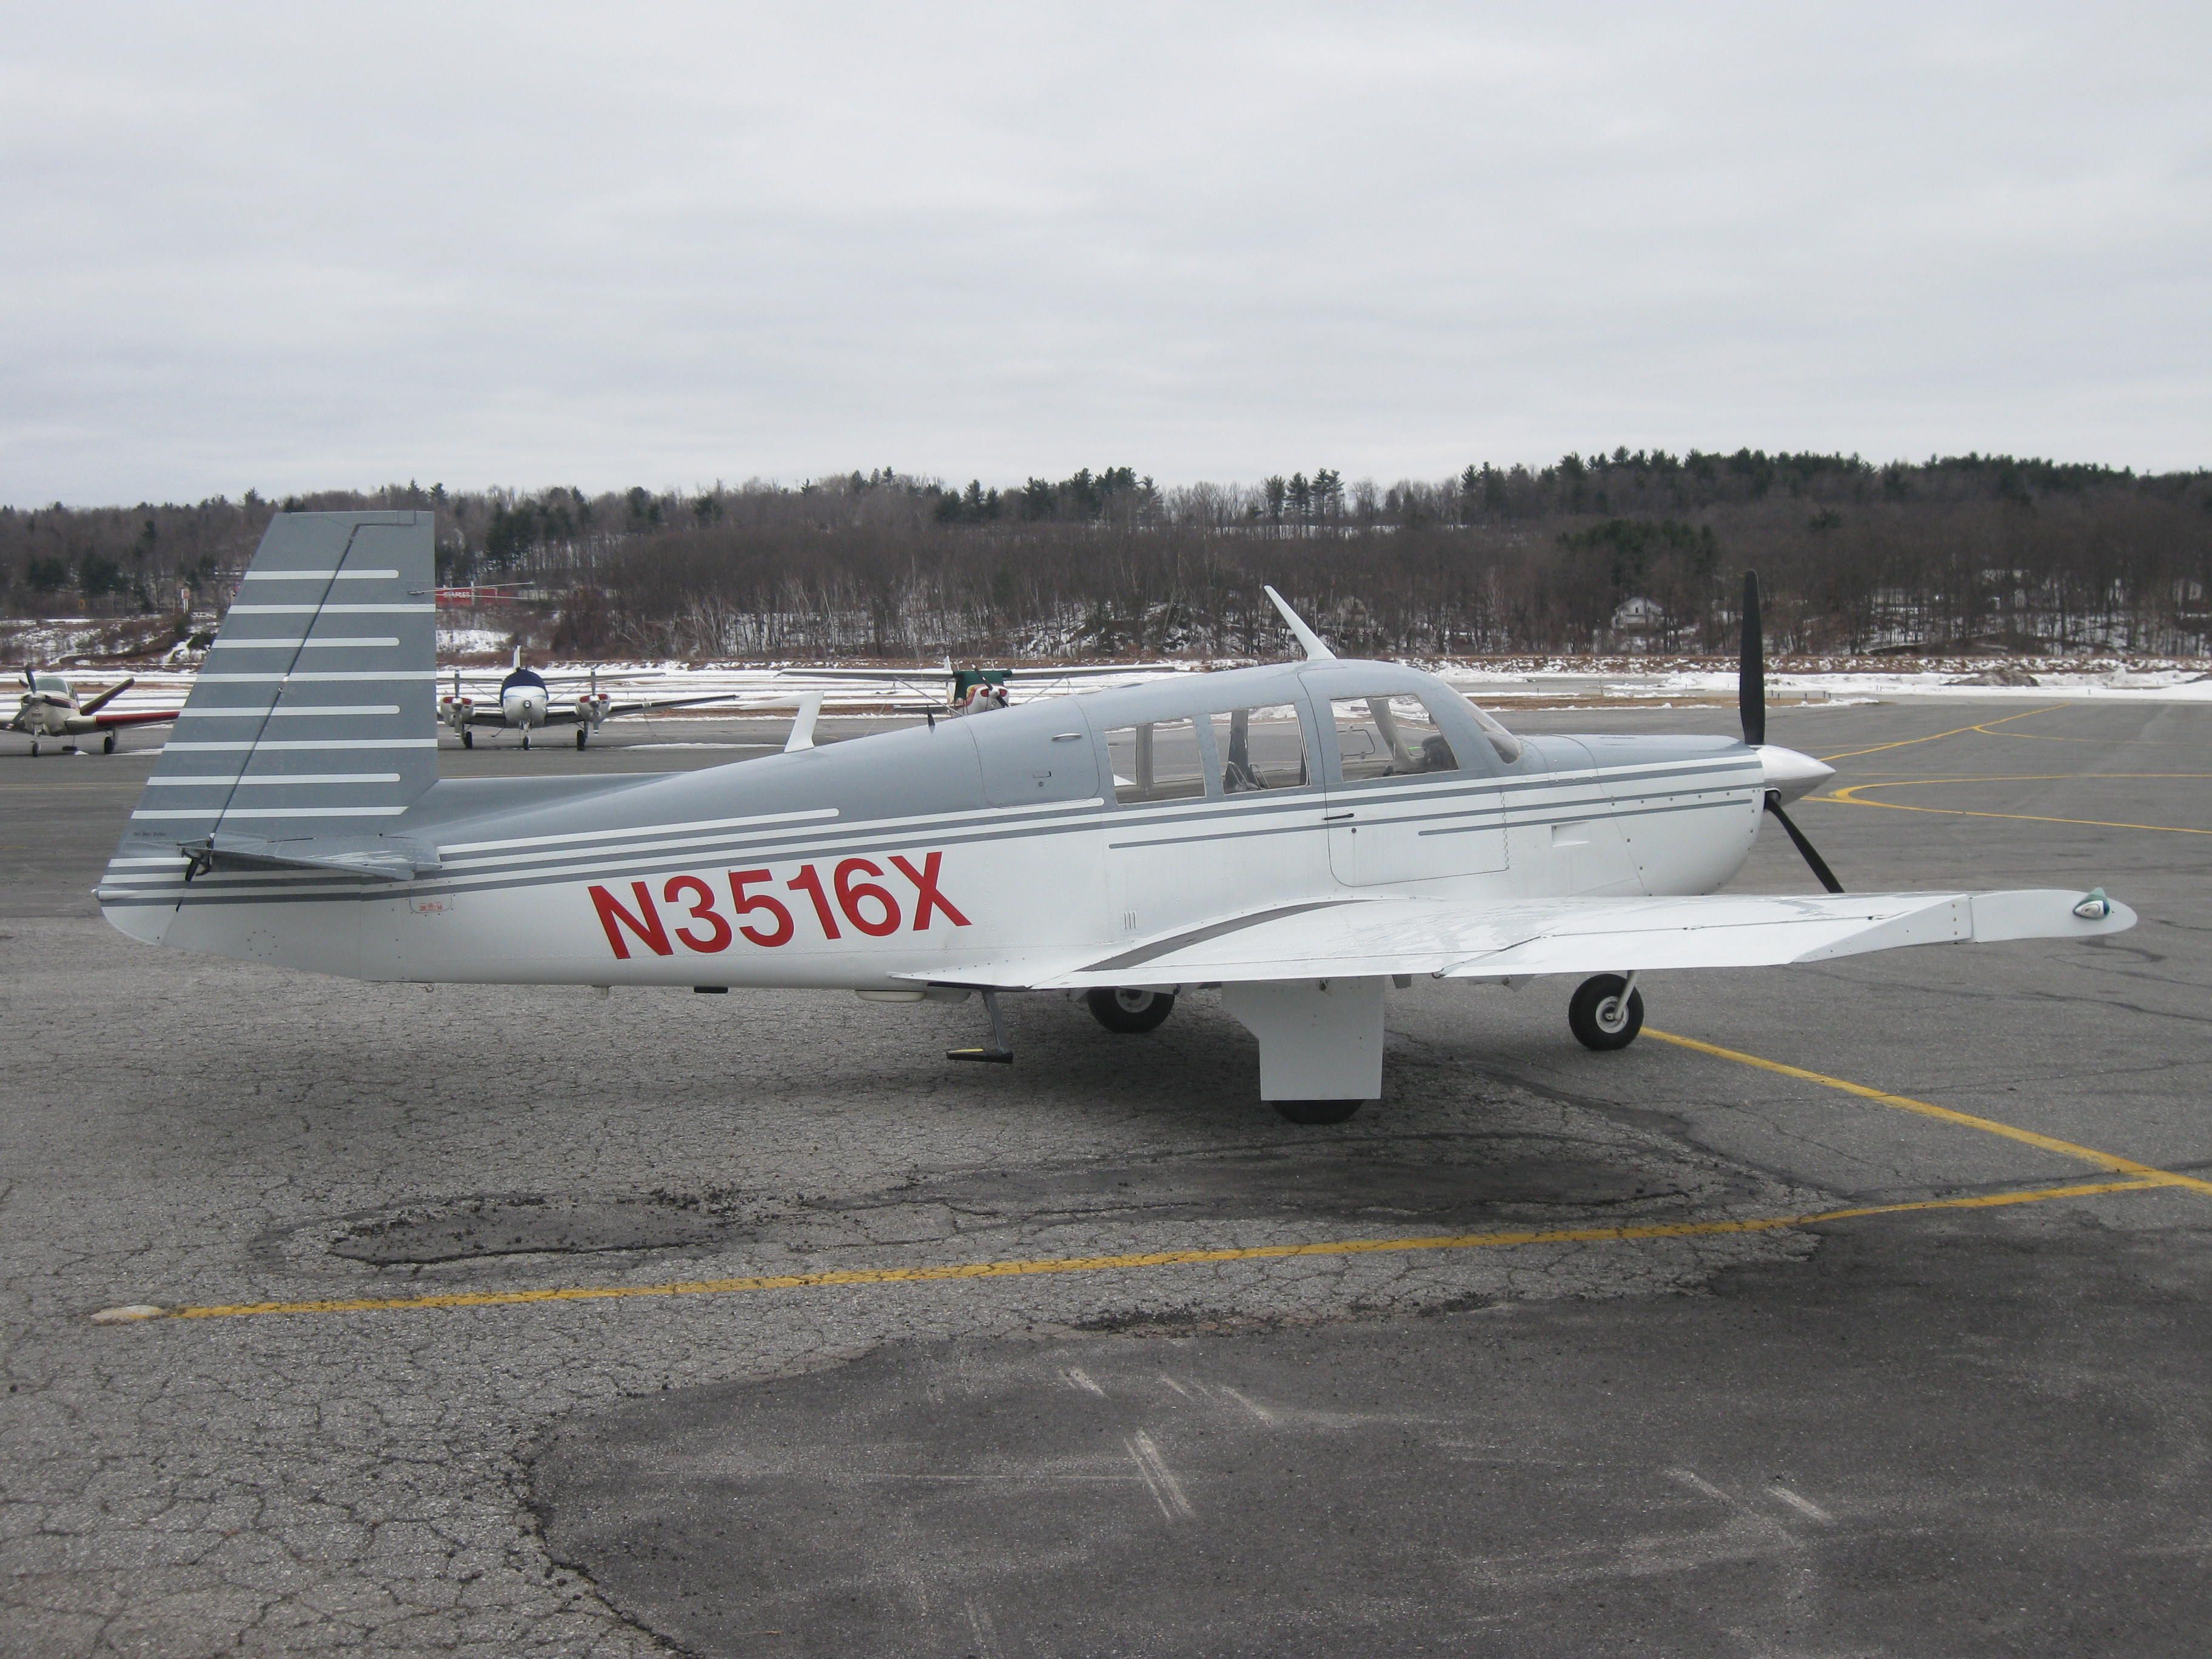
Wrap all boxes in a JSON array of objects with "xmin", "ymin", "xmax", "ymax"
[{"xmin": 1609, "ymin": 595, "xmax": 1666, "ymax": 651}]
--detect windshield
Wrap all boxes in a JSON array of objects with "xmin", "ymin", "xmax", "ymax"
[
  {"xmin": 1449, "ymin": 689, "xmax": 1523, "ymax": 764},
  {"xmin": 32, "ymin": 673, "xmax": 69, "ymax": 695}
]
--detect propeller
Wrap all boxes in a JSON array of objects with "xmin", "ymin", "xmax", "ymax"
[{"xmin": 1741, "ymin": 570, "xmax": 1844, "ymax": 894}]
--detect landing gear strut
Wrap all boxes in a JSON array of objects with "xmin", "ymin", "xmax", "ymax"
[
  {"xmin": 1084, "ymin": 987, "xmax": 1175, "ymax": 1034},
  {"xmin": 1569, "ymin": 973, "xmax": 1644, "ymax": 1050},
  {"xmin": 948, "ymin": 990, "xmax": 1014, "ymax": 1064}
]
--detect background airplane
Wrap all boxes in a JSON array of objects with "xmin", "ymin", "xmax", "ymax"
[
  {"xmin": 101, "ymin": 512, "xmax": 2132, "ymax": 1122},
  {"xmin": 10, "ymin": 669, "xmax": 182, "ymax": 755},
  {"xmin": 440, "ymin": 649, "xmax": 734, "ymax": 748},
  {"xmin": 781, "ymin": 661, "xmax": 1185, "ymax": 716}
]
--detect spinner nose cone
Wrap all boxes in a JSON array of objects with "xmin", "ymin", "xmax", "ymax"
[{"xmin": 1755, "ymin": 744, "xmax": 1834, "ymax": 802}]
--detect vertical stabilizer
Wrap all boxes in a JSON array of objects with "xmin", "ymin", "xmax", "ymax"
[{"xmin": 99, "ymin": 512, "xmax": 440, "ymax": 923}]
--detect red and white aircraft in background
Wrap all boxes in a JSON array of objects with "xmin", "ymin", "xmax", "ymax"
[{"xmin": 11, "ymin": 669, "xmax": 183, "ymax": 755}]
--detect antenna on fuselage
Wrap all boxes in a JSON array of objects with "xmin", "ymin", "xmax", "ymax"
[{"xmin": 1262, "ymin": 586, "xmax": 1336, "ymax": 662}]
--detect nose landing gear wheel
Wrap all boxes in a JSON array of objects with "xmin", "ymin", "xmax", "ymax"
[
  {"xmin": 461, "ymin": 729, "xmax": 472, "ymax": 749},
  {"xmin": 576, "ymin": 728, "xmax": 588, "ymax": 749},
  {"xmin": 1084, "ymin": 987, "xmax": 1175, "ymax": 1034},
  {"xmin": 1275, "ymin": 1098, "xmax": 1366, "ymax": 1125},
  {"xmin": 1569, "ymin": 974, "xmax": 1644, "ymax": 1050},
  {"xmin": 28, "ymin": 740, "xmax": 39, "ymax": 756}
]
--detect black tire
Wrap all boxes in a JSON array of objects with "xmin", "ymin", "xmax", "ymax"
[
  {"xmin": 102, "ymin": 731, "xmax": 116, "ymax": 754},
  {"xmin": 461, "ymin": 729, "xmax": 473, "ymax": 749},
  {"xmin": 576, "ymin": 728, "xmax": 588, "ymax": 749},
  {"xmin": 1569, "ymin": 974, "xmax": 1644, "ymax": 1050},
  {"xmin": 1085, "ymin": 987, "xmax": 1175, "ymax": 1034},
  {"xmin": 521, "ymin": 732, "xmax": 531, "ymax": 750},
  {"xmin": 28, "ymin": 740, "xmax": 38, "ymax": 756},
  {"xmin": 1275, "ymin": 1098, "xmax": 1366, "ymax": 1125}
]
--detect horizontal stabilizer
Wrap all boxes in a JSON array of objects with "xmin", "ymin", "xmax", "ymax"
[{"xmin": 178, "ymin": 831, "xmax": 443, "ymax": 883}]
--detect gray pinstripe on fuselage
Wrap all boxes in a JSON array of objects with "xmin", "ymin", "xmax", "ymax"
[{"xmin": 101, "ymin": 656, "xmax": 1764, "ymax": 922}]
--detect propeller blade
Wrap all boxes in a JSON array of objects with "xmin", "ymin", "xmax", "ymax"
[
  {"xmin": 1739, "ymin": 570, "xmax": 1765, "ymax": 748},
  {"xmin": 1765, "ymin": 794, "xmax": 1843, "ymax": 893}
]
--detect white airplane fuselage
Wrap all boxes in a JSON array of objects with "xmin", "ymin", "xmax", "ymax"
[
  {"xmin": 99, "ymin": 659, "xmax": 1813, "ymax": 991},
  {"xmin": 501, "ymin": 679, "xmax": 551, "ymax": 730}
]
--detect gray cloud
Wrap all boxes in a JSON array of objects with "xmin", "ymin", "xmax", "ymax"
[{"xmin": 2, "ymin": 1, "xmax": 2208, "ymax": 504}]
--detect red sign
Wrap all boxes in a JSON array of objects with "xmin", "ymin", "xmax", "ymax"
[{"xmin": 589, "ymin": 853, "xmax": 969, "ymax": 960}]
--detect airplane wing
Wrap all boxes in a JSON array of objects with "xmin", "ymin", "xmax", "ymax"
[
  {"xmin": 600, "ymin": 694, "xmax": 736, "ymax": 719},
  {"xmin": 93, "ymin": 708, "xmax": 183, "ymax": 728},
  {"xmin": 777, "ymin": 665, "xmax": 1179, "ymax": 684},
  {"xmin": 780, "ymin": 668, "xmax": 954, "ymax": 683},
  {"xmin": 899, "ymin": 890, "xmax": 2134, "ymax": 991}
]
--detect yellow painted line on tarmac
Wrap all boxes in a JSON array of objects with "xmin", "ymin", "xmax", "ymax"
[
  {"xmin": 1818, "ymin": 774, "xmax": 2212, "ymax": 836},
  {"xmin": 1818, "ymin": 705, "xmax": 2066, "ymax": 762},
  {"xmin": 1646, "ymin": 1029, "xmax": 2212, "ymax": 1198},
  {"xmin": 102, "ymin": 1176, "xmax": 2167, "ymax": 1323}
]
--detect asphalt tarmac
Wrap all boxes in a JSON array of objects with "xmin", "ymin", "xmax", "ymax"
[{"xmin": 4, "ymin": 697, "xmax": 2208, "ymax": 1657}]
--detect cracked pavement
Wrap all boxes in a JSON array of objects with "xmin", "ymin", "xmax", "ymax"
[{"xmin": 4, "ymin": 701, "xmax": 2209, "ymax": 1655}]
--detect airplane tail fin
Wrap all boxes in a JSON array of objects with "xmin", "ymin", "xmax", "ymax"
[{"xmin": 99, "ymin": 512, "xmax": 441, "ymax": 923}]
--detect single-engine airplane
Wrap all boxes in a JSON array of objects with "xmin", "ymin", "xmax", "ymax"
[
  {"xmin": 12, "ymin": 668, "xmax": 183, "ymax": 755},
  {"xmin": 439, "ymin": 649, "xmax": 732, "ymax": 748},
  {"xmin": 99, "ymin": 513, "xmax": 2133, "ymax": 1121},
  {"xmin": 782, "ymin": 661, "xmax": 1182, "ymax": 716}
]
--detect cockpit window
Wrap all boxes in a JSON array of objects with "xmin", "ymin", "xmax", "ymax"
[
  {"xmin": 33, "ymin": 673, "xmax": 69, "ymax": 695},
  {"xmin": 1329, "ymin": 694, "xmax": 1460, "ymax": 781},
  {"xmin": 1209, "ymin": 705, "xmax": 1310, "ymax": 792},
  {"xmin": 1449, "ymin": 689, "xmax": 1523, "ymax": 764},
  {"xmin": 1104, "ymin": 719, "xmax": 1207, "ymax": 805}
]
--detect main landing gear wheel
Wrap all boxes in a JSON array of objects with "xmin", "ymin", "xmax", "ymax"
[
  {"xmin": 576, "ymin": 728, "xmax": 588, "ymax": 749},
  {"xmin": 1569, "ymin": 974, "xmax": 1644, "ymax": 1051},
  {"xmin": 461, "ymin": 729, "xmax": 473, "ymax": 749},
  {"xmin": 102, "ymin": 731, "xmax": 116, "ymax": 754},
  {"xmin": 1275, "ymin": 1098, "xmax": 1366, "ymax": 1125},
  {"xmin": 1084, "ymin": 987, "xmax": 1175, "ymax": 1034}
]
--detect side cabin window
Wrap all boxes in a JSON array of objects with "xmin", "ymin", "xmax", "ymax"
[
  {"xmin": 1105, "ymin": 718, "xmax": 1207, "ymax": 805},
  {"xmin": 1209, "ymin": 705, "xmax": 1309, "ymax": 793},
  {"xmin": 1329, "ymin": 694, "xmax": 1460, "ymax": 782}
]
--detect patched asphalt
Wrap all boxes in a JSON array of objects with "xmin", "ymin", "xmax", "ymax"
[{"xmin": 3, "ymin": 699, "xmax": 2208, "ymax": 1657}]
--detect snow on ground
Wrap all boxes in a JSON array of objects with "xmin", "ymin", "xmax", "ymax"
[
  {"xmin": 437, "ymin": 626, "xmax": 512, "ymax": 655},
  {"xmin": 33, "ymin": 655, "xmax": 2207, "ymax": 724}
]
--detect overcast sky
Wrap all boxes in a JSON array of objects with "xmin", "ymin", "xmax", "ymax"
[{"xmin": 3, "ymin": 3, "xmax": 2208, "ymax": 505}]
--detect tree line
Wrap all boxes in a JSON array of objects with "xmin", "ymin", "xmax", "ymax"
[{"xmin": 5, "ymin": 452, "xmax": 2208, "ymax": 659}]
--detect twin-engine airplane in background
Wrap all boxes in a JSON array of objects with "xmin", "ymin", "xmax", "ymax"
[
  {"xmin": 99, "ymin": 513, "xmax": 2133, "ymax": 1121},
  {"xmin": 439, "ymin": 649, "xmax": 731, "ymax": 748},
  {"xmin": 12, "ymin": 668, "xmax": 183, "ymax": 755}
]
